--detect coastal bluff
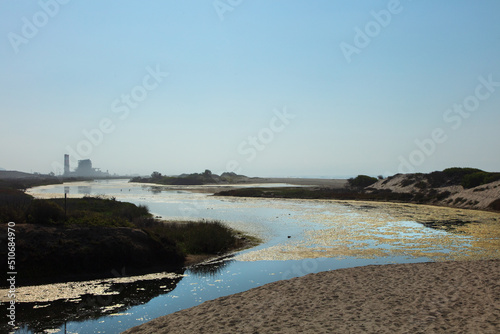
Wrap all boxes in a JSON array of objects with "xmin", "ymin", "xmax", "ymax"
[{"xmin": 367, "ymin": 171, "xmax": 500, "ymax": 211}]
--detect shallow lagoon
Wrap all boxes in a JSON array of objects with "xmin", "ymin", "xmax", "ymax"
[{"xmin": 6, "ymin": 179, "xmax": 499, "ymax": 333}]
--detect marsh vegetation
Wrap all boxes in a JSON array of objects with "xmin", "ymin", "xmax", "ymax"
[{"xmin": 0, "ymin": 179, "xmax": 249, "ymax": 285}]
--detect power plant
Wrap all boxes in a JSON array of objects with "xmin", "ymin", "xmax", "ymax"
[
  {"xmin": 64, "ymin": 154, "xmax": 70, "ymax": 175},
  {"xmin": 63, "ymin": 155, "xmax": 109, "ymax": 177}
]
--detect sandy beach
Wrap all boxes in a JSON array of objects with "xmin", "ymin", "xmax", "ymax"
[{"xmin": 123, "ymin": 260, "xmax": 500, "ymax": 334}]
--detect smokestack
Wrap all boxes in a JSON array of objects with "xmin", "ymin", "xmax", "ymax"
[{"xmin": 64, "ymin": 154, "xmax": 70, "ymax": 175}]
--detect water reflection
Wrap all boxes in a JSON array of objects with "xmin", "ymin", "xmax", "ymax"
[
  {"xmin": 77, "ymin": 185, "xmax": 92, "ymax": 195},
  {"xmin": 187, "ymin": 255, "xmax": 235, "ymax": 277},
  {"xmin": 6, "ymin": 271, "xmax": 184, "ymax": 334},
  {"xmin": 146, "ymin": 186, "xmax": 163, "ymax": 194}
]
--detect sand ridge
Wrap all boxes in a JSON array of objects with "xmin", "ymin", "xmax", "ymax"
[{"xmin": 122, "ymin": 260, "xmax": 500, "ymax": 334}]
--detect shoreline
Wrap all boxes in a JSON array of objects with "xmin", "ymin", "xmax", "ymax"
[
  {"xmin": 27, "ymin": 176, "xmax": 498, "ymax": 214},
  {"xmin": 213, "ymin": 185, "xmax": 500, "ymax": 214},
  {"xmin": 122, "ymin": 259, "xmax": 500, "ymax": 334}
]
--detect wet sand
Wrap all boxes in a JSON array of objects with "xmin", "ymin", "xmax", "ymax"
[
  {"xmin": 258, "ymin": 177, "xmax": 348, "ymax": 188},
  {"xmin": 121, "ymin": 177, "xmax": 348, "ymax": 194},
  {"xmin": 178, "ymin": 177, "xmax": 347, "ymax": 193},
  {"xmin": 122, "ymin": 260, "xmax": 500, "ymax": 334}
]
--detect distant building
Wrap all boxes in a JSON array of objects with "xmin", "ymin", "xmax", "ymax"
[
  {"xmin": 75, "ymin": 159, "xmax": 94, "ymax": 177},
  {"xmin": 63, "ymin": 155, "xmax": 109, "ymax": 177},
  {"xmin": 64, "ymin": 154, "xmax": 70, "ymax": 175}
]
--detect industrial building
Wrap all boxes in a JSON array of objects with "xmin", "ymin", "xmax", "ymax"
[{"xmin": 63, "ymin": 155, "xmax": 109, "ymax": 177}]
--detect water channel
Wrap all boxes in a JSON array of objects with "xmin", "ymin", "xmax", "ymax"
[{"xmin": 3, "ymin": 179, "xmax": 499, "ymax": 333}]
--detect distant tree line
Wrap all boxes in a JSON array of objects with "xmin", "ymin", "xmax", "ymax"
[{"xmin": 131, "ymin": 170, "xmax": 246, "ymax": 186}]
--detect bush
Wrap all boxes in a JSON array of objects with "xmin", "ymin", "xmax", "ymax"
[
  {"xmin": 0, "ymin": 188, "xmax": 32, "ymax": 224},
  {"xmin": 423, "ymin": 168, "xmax": 500, "ymax": 188},
  {"xmin": 145, "ymin": 220, "xmax": 237, "ymax": 255},
  {"xmin": 484, "ymin": 173, "xmax": 500, "ymax": 184},
  {"xmin": 462, "ymin": 172, "xmax": 500, "ymax": 189},
  {"xmin": 442, "ymin": 167, "xmax": 483, "ymax": 180},
  {"xmin": 29, "ymin": 200, "xmax": 65, "ymax": 225},
  {"xmin": 428, "ymin": 168, "xmax": 482, "ymax": 187},
  {"xmin": 347, "ymin": 175, "xmax": 378, "ymax": 189},
  {"xmin": 66, "ymin": 211, "xmax": 134, "ymax": 228},
  {"xmin": 50, "ymin": 196, "xmax": 151, "ymax": 227},
  {"xmin": 15, "ymin": 196, "xmax": 153, "ymax": 228}
]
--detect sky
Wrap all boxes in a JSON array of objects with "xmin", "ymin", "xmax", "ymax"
[{"xmin": 1, "ymin": 0, "xmax": 499, "ymax": 178}]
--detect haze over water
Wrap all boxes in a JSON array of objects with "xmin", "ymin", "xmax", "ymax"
[{"xmin": 1, "ymin": 1, "xmax": 500, "ymax": 177}]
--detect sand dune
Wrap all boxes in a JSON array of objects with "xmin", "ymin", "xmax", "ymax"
[{"xmin": 122, "ymin": 260, "xmax": 500, "ymax": 334}]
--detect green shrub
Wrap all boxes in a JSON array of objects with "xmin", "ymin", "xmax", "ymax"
[
  {"xmin": 0, "ymin": 188, "xmax": 32, "ymax": 224},
  {"xmin": 29, "ymin": 199, "xmax": 65, "ymax": 225},
  {"xmin": 442, "ymin": 167, "xmax": 483, "ymax": 179},
  {"xmin": 424, "ymin": 168, "xmax": 500, "ymax": 188},
  {"xmin": 66, "ymin": 211, "xmax": 134, "ymax": 228},
  {"xmin": 347, "ymin": 175, "xmax": 378, "ymax": 189},
  {"xmin": 49, "ymin": 196, "xmax": 151, "ymax": 227},
  {"xmin": 461, "ymin": 172, "xmax": 500, "ymax": 188},
  {"xmin": 484, "ymin": 173, "xmax": 500, "ymax": 184},
  {"xmin": 428, "ymin": 168, "xmax": 482, "ymax": 187},
  {"xmin": 144, "ymin": 220, "xmax": 237, "ymax": 255}
]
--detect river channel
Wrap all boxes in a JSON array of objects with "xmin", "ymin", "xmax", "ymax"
[{"xmin": 3, "ymin": 179, "xmax": 499, "ymax": 333}]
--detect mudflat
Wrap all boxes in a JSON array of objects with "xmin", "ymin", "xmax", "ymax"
[
  {"xmin": 122, "ymin": 260, "xmax": 500, "ymax": 334},
  {"xmin": 257, "ymin": 177, "xmax": 348, "ymax": 188}
]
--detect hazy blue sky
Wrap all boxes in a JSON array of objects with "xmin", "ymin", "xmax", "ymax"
[{"xmin": 1, "ymin": 0, "xmax": 499, "ymax": 177}]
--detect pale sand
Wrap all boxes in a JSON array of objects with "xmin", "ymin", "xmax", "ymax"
[{"xmin": 122, "ymin": 260, "xmax": 500, "ymax": 334}]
